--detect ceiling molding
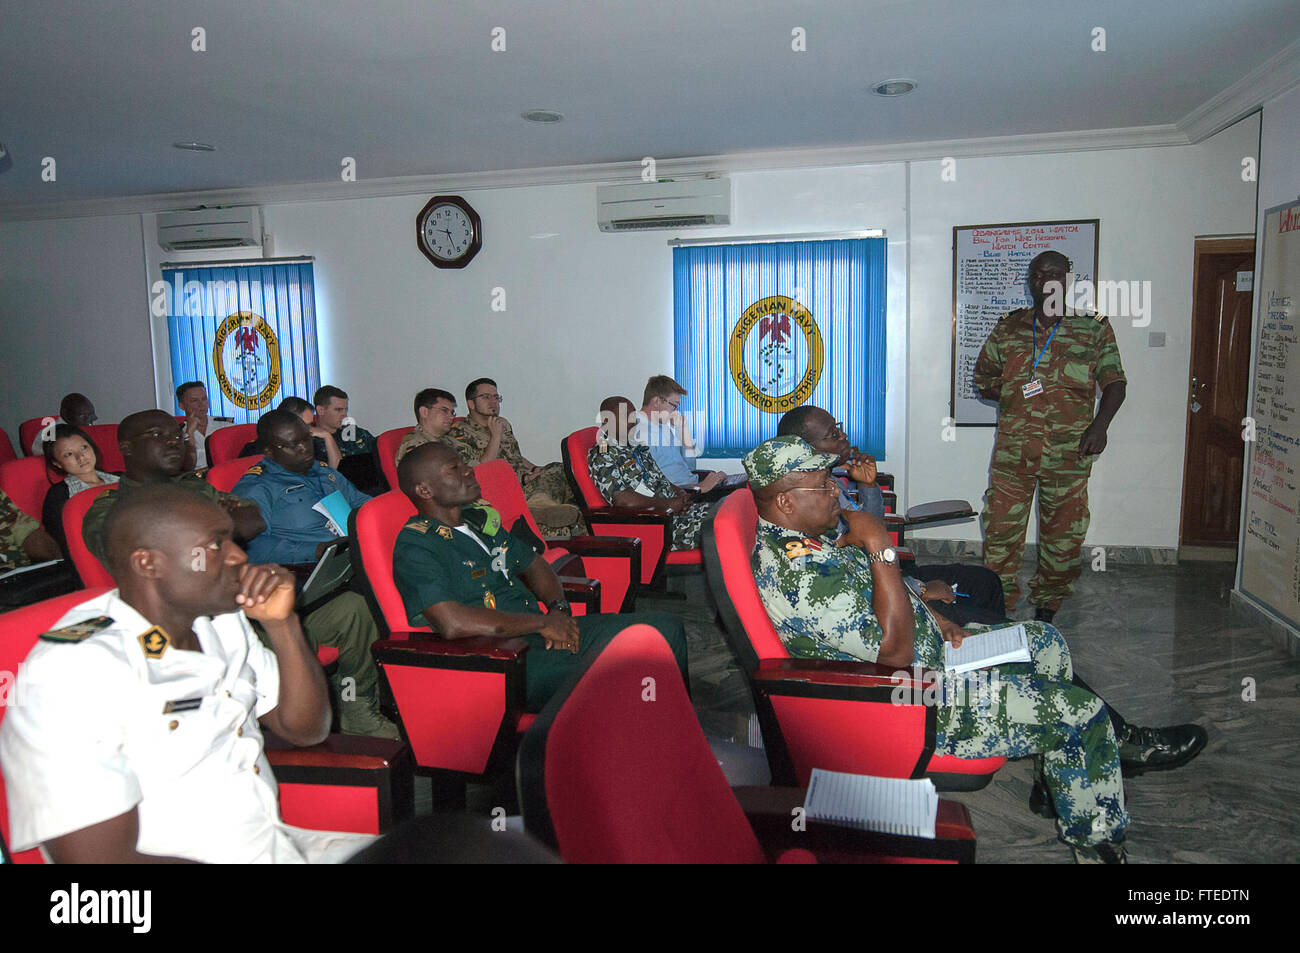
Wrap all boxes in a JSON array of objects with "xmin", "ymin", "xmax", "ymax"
[
  {"xmin": 1179, "ymin": 36, "xmax": 1300, "ymax": 142},
  {"xmin": 0, "ymin": 123, "xmax": 1193, "ymax": 223}
]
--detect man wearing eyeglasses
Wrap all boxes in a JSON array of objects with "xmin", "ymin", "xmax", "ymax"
[
  {"xmin": 82, "ymin": 410, "xmax": 266, "ymax": 563},
  {"xmin": 637, "ymin": 375, "xmax": 726, "ymax": 494},
  {"xmin": 395, "ymin": 388, "xmax": 459, "ymax": 465},
  {"xmin": 446, "ymin": 377, "xmax": 584, "ymax": 536}
]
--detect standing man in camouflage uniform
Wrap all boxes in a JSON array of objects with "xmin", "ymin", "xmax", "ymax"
[
  {"xmin": 745, "ymin": 436, "xmax": 1205, "ymax": 862},
  {"xmin": 973, "ymin": 251, "xmax": 1127, "ymax": 621},
  {"xmin": 588, "ymin": 397, "xmax": 711, "ymax": 551},
  {"xmin": 447, "ymin": 377, "xmax": 583, "ymax": 536},
  {"xmin": 395, "ymin": 388, "xmax": 459, "ymax": 465}
]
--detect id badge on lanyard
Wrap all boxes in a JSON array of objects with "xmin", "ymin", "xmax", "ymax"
[{"xmin": 1024, "ymin": 317, "xmax": 1061, "ymax": 399}]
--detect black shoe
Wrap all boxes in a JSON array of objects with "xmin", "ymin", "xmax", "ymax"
[
  {"xmin": 1073, "ymin": 841, "xmax": 1127, "ymax": 864},
  {"xmin": 1029, "ymin": 778, "xmax": 1057, "ymax": 819},
  {"xmin": 1033, "ymin": 607, "xmax": 1056, "ymax": 623},
  {"xmin": 1118, "ymin": 723, "xmax": 1208, "ymax": 777}
]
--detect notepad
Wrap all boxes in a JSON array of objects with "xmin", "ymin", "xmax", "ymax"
[
  {"xmin": 312, "ymin": 491, "xmax": 353, "ymax": 537},
  {"xmin": 943, "ymin": 622, "xmax": 1031, "ymax": 674},
  {"xmin": 804, "ymin": 769, "xmax": 938, "ymax": 838},
  {"xmin": 0, "ymin": 559, "xmax": 63, "ymax": 582}
]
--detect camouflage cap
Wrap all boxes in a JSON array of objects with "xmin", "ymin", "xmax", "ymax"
[{"xmin": 743, "ymin": 436, "xmax": 840, "ymax": 488}]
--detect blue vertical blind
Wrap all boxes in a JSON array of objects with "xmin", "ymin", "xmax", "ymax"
[
  {"xmin": 672, "ymin": 238, "xmax": 886, "ymax": 458},
  {"xmin": 162, "ymin": 261, "xmax": 320, "ymax": 423}
]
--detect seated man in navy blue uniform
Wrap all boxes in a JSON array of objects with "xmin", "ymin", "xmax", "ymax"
[
  {"xmin": 233, "ymin": 410, "xmax": 395, "ymax": 738},
  {"xmin": 392, "ymin": 442, "xmax": 690, "ymax": 712}
]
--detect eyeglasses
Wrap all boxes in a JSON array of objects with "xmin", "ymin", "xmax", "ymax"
[
  {"xmin": 662, "ymin": 396, "xmax": 681, "ymax": 411},
  {"xmin": 784, "ymin": 477, "xmax": 840, "ymax": 495},
  {"xmin": 136, "ymin": 427, "xmax": 186, "ymax": 444},
  {"xmin": 806, "ymin": 421, "xmax": 845, "ymax": 443},
  {"xmin": 472, "ymin": 393, "xmax": 503, "ymax": 404}
]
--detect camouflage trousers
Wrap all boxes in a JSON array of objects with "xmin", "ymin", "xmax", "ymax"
[
  {"xmin": 669, "ymin": 501, "xmax": 712, "ymax": 551},
  {"xmin": 523, "ymin": 462, "xmax": 587, "ymax": 537},
  {"xmin": 301, "ymin": 591, "xmax": 384, "ymax": 733},
  {"xmin": 981, "ymin": 436, "xmax": 1092, "ymax": 613},
  {"xmin": 935, "ymin": 621, "xmax": 1128, "ymax": 847}
]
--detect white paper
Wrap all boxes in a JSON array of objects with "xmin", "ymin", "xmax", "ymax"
[
  {"xmin": 943, "ymin": 623, "xmax": 1031, "ymax": 673},
  {"xmin": 804, "ymin": 768, "xmax": 938, "ymax": 838}
]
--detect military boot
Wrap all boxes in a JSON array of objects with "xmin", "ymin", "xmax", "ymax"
[
  {"xmin": 1072, "ymin": 841, "xmax": 1127, "ymax": 864},
  {"xmin": 340, "ymin": 698, "xmax": 401, "ymax": 739}
]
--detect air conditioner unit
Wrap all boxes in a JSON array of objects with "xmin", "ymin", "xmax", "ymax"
[
  {"xmin": 157, "ymin": 206, "xmax": 263, "ymax": 251},
  {"xmin": 597, "ymin": 178, "xmax": 730, "ymax": 232}
]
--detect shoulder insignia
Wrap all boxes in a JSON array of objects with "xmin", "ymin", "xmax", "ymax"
[
  {"xmin": 801, "ymin": 537, "xmax": 823, "ymax": 552},
  {"xmin": 402, "ymin": 519, "xmax": 431, "ymax": 534},
  {"xmin": 783, "ymin": 539, "xmax": 813, "ymax": 560},
  {"xmin": 138, "ymin": 625, "xmax": 170, "ymax": 660},
  {"xmin": 40, "ymin": 615, "xmax": 114, "ymax": 643},
  {"xmin": 246, "ymin": 465, "xmax": 264, "ymax": 476},
  {"xmin": 437, "ymin": 525, "xmax": 454, "ymax": 540},
  {"xmin": 483, "ymin": 591, "xmax": 497, "ymax": 610},
  {"xmin": 195, "ymin": 468, "xmax": 210, "ymax": 479}
]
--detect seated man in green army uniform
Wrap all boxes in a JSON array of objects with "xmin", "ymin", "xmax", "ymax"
[
  {"xmin": 744, "ymin": 435, "xmax": 1205, "ymax": 865},
  {"xmin": 81, "ymin": 409, "xmax": 396, "ymax": 739},
  {"xmin": 587, "ymin": 396, "xmax": 710, "ymax": 551},
  {"xmin": 392, "ymin": 442, "xmax": 689, "ymax": 711}
]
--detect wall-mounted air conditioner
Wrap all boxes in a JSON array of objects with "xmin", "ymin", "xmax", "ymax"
[
  {"xmin": 157, "ymin": 206, "xmax": 263, "ymax": 250},
  {"xmin": 597, "ymin": 177, "xmax": 730, "ymax": 232}
]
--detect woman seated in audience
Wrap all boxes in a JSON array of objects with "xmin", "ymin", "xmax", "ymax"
[{"xmin": 40, "ymin": 424, "xmax": 120, "ymax": 555}]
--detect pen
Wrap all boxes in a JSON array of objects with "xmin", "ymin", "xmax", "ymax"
[{"xmin": 952, "ymin": 587, "xmax": 969, "ymax": 599}]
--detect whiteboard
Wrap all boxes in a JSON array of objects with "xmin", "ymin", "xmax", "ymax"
[
  {"xmin": 951, "ymin": 220, "xmax": 1100, "ymax": 425},
  {"xmin": 1239, "ymin": 200, "xmax": 1300, "ymax": 627}
]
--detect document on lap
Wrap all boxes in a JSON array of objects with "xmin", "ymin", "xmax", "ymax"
[
  {"xmin": 943, "ymin": 623, "xmax": 1031, "ymax": 673},
  {"xmin": 312, "ymin": 490, "xmax": 353, "ymax": 537}
]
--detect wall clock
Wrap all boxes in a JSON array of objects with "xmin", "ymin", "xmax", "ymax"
[{"xmin": 416, "ymin": 195, "xmax": 482, "ymax": 268}]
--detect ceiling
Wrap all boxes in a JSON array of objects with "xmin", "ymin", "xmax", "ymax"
[{"xmin": 2, "ymin": 0, "xmax": 1298, "ymax": 215}]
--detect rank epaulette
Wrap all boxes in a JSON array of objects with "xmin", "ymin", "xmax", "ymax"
[
  {"xmin": 245, "ymin": 465, "xmax": 264, "ymax": 476},
  {"xmin": 39, "ymin": 616, "xmax": 115, "ymax": 643}
]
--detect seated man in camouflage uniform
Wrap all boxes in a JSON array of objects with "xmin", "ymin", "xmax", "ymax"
[
  {"xmin": 745, "ymin": 435, "xmax": 1152, "ymax": 863},
  {"xmin": 446, "ymin": 377, "xmax": 583, "ymax": 536},
  {"xmin": 588, "ymin": 396, "xmax": 711, "ymax": 552},
  {"xmin": 392, "ymin": 442, "xmax": 688, "ymax": 711},
  {"xmin": 0, "ymin": 488, "xmax": 67, "ymax": 608},
  {"xmin": 395, "ymin": 388, "xmax": 458, "ymax": 465}
]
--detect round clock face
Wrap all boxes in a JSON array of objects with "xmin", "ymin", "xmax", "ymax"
[{"xmin": 422, "ymin": 203, "xmax": 474, "ymax": 261}]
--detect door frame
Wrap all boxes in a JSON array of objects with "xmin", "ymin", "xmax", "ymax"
[{"xmin": 1178, "ymin": 235, "xmax": 1255, "ymax": 557}]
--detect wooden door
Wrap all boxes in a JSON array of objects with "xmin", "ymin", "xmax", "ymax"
[{"xmin": 1179, "ymin": 238, "xmax": 1255, "ymax": 548}]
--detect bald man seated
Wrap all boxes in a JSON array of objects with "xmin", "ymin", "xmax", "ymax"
[
  {"xmin": 392, "ymin": 443, "xmax": 690, "ymax": 711},
  {"xmin": 0, "ymin": 484, "xmax": 377, "ymax": 863}
]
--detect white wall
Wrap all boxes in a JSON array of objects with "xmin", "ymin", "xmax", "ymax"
[
  {"xmin": 907, "ymin": 115, "xmax": 1260, "ymax": 548},
  {"xmin": 0, "ymin": 214, "xmax": 154, "ymax": 436},
  {"xmin": 253, "ymin": 164, "xmax": 909, "ymax": 470}
]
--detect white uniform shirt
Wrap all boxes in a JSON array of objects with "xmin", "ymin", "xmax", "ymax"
[
  {"xmin": 191, "ymin": 417, "xmax": 236, "ymax": 470},
  {"xmin": 0, "ymin": 590, "xmax": 372, "ymax": 863}
]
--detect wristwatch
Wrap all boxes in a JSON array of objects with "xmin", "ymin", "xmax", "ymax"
[
  {"xmin": 865, "ymin": 547, "xmax": 898, "ymax": 565},
  {"xmin": 547, "ymin": 599, "xmax": 573, "ymax": 615}
]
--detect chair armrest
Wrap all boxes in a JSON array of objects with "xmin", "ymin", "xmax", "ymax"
[
  {"xmin": 547, "ymin": 551, "xmax": 584, "ymax": 577},
  {"xmin": 590, "ymin": 505, "xmax": 674, "ymax": 522},
  {"xmin": 733, "ymin": 786, "xmax": 976, "ymax": 863},
  {"xmin": 264, "ymin": 734, "xmax": 415, "ymax": 834},
  {"xmin": 557, "ymin": 575, "xmax": 601, "ymax": 614},
  {"xmin": 264, "ymin": 732, "xmax": 408, "ymax": 767},
  {"xmin": 754, "ymin": 656, "xmax": 928, "ymax": 689},
  {"xmin": 374, "ymin": 631, "xmax": 531, "ymax": 660},
  {"xmin": 876, "ymin": 472, "xmax": 894, "ymax": 490},
  {"xmin": 546, "ymin": 534, "xmax": 642, "ymax": 559},
  {"xmin": 902, "ymin": 500, "xmax": 975, "ymax": 527}
]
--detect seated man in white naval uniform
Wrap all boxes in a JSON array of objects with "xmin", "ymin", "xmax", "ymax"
[{"xmin": 0, "ymin": 483, "xmax": 376, "ymax": 863}]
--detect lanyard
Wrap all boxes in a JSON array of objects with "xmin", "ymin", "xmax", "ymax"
[
  {"xmin": 1031, "ymin": 316, "xmax": 1063, "ymax": 372},
  {"xmin": 632, "ymin": 447, "xmax": 651, "ymax": 485}
]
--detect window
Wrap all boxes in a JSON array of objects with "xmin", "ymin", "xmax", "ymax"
[
  {"xmin": 161, "ymin": 259, "xmax": 320, "ymax": 420},
  {"xmin": 672, "ymin": 237, "xmax": 886, "ymax": 457}
]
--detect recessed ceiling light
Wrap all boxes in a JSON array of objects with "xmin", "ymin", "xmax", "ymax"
[
  {"xmin": 172, "ymin": 140, "xmax": 216, "ymax": 152},
  {"xmin": 521, "ymin": 110, "xmax": 564, "ymax": 124},
  {"xmin": 871, "ymin": 79, "xmax": 917, "ymax": 97}
]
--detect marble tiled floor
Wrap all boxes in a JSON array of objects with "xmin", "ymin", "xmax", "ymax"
[
  {"xmin": 449, "ymin": 556, "xmax": 1299, "ymax": 862},
  {"xmin": 656, "ymin": 557, "xmax": 1300, "ymax": 864}
]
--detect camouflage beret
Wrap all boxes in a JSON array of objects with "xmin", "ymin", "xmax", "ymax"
[{"xmin": 743, "ymin": 436, "xmax": 839, "ymax": 488}]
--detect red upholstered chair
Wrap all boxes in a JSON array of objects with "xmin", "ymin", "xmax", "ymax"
[
  {"xmin": 475, "ymin": 459, "xmax": 639, "ymax": 615},
  {"xmin": 377, "ymin": 427, "xmax": 414, "ymax": 495},
  {"xmin": 348, "ymin": 490, "xmax": 536, "ymax": 779},
  {"xmin": 84, "ymin": 424, "xmax": 124, "ymax": 473},
  {"xmin": 516, "ymin": 624, "xmax": 975, "ymax": 863},
  {"xmin": 205, "ymin": 423, "xmax": 258, "ymax": 466},
  {"xmin": 0, "ymin": 589, "xmax": 412, "ymax": 862},
  {"xmin": 561, "ymin": 427, "xmax": 702, "ymax": 589},
  {"xmin": 0, "ymin": 428, "xmax": 16, "ymax": 466},
  {"xmin": 61, "ymin": 483, "xmax": 115, "ymax": 588},
  {"xmin": 18, "ymin": 417, "xmax": 52, "ymax": 457},
  {"xmin": 204, "ymin": 454, "xmax": 264, "ymax": 493},
  {"xmin": 0, "ymin": 456, "xmax": 58, "ymax": 522},
  {"xmin": 701, "ymin": 488, "xmax": 1005, "ymax": 792}
]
